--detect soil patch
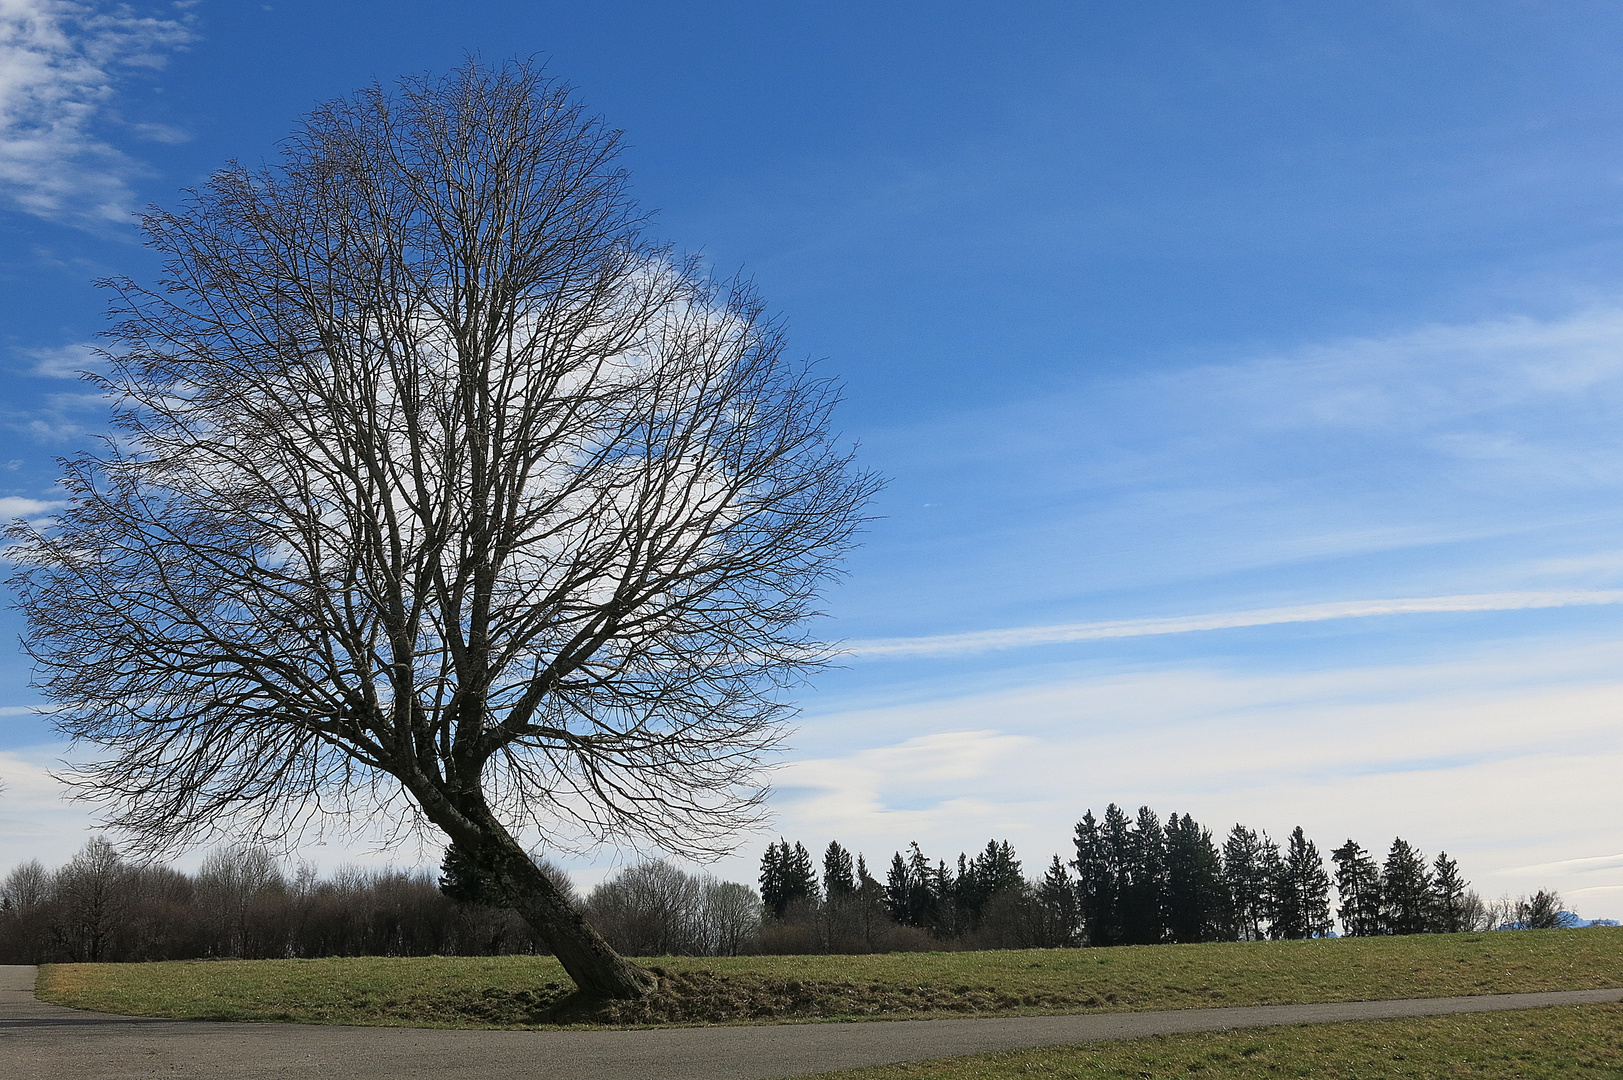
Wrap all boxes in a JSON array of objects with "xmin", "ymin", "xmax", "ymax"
[{"xmin": 550, "ymin": 968, "xmax": 1111, "ymax": 1025}]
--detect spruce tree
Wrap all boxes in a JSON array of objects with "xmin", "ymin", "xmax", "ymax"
[
  {"xmin": 946, "ymin": 839, "xmax": 1026, "ymax": 938},
  {"xmin": 438, "ymin": 839, "xmax": 506, "ymax": 907},
  {"xmin": 1429, "ymin": 851, "xmax": 1470, "ymax": 934},
  {"xmin": 884, "ymin": 842, "xmax": 940, "ymax": 931},
  {"xmin": 1164, "ymin": 813, "xmax": 1229, "ymax": 943},
  {"xmin": 1381, "ymin": 838, "xmax": 1434, "ymax": 935},
  {"xmin": 1222, "ymin": 824, "xmax": 1272, "ymax": 941},
  {"xmin": 786, "ymin": 841, "xmax": 821, "ymax": 907},
  {"xmin": 983, "ymin": 840, "xmax": 1024, "ymax": 894},
  {"xmin": 1035, "ymin": 854, "xmax": 1080, "ymax": 947},
  {"xmin": 855, "ymin": 854, "xmax": 884, "ymax": 906},
  {"xmin": 953, "ymin": 851, "xmax": 977, "ymax": 931},
  {"xmin": 1103, "ymin": 804, "xmax": 1134, "ymax": 923},
  {"xmin": 846, "ymin": 854, "xmax": 890, "ymax": 949},
  {"xmin": 1271, "ymin": 832, "xmax": 1303, "ymax": 939},
  {"xmin": 1120, "ymin": 805, "xmax": 1168, "ymax": 945},
  {"xmin": 761, "ymin": 838, "xmax": 819, "ymax": 919},
  {"xmin": 1330, "ymin": 839, "xmax": 1383, "ymax": 937},
  {"xmin": 964, "ymin": 839, "xmax": 1023, "ymax": 918},
  {"xmin": 883, "ymin": 851, "xmax": 911, "ymax": 923},
  {"xmin": 1274, "ymin": 826, "xmax": 1332, "ymax": 939},
  {"xmin": 1072, "ymin": 810, "xmax": 1120, "ymax": 947},
  {"xmin": 932, "ymin": 858, "xmax": 960, "ymax": 938},
  {"xmin": 907, "ymin": 843, "xmax": 932, "ymax": 893},
  {"xmin": 823, "ymin": 841, "xmax": 856, "ymax": 899},
  {"xmin": 1255, "ymin": 832, "xmax": 1285, "ymax": 938},
  {"xmin": 759, "ymin": 840, "xmax": 791, "ymax": 917}
]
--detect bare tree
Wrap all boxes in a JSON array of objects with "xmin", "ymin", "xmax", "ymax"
[
  {"xmin": 52, "ymin": 837, "xmax": 126, "ymax": 962},
  {"xmin": 7, "ymin": 61, "xmax": 875, "ymax": 998},
  {"xmin": 0, "ymin": 860, "xmax": 53, "ymax": 963},
  {"xmin": 1515, "ymin": 889, "xmax": 1566, "ymax": 930},
  {"xmin": 697, "ymin": 879, "xmax": 761, "ymax": 956},
  {"xmin": 196, "ymin": 844, "xmax": 287, "ymax": 957},
  {"xmin": 585, "ymin": 860, "xmax": 761, "ymax": 957},
  {"xmin": 1477, "ymin": 893, "xmax": 1516, "ymax": 932},
  {"xmin": 1, "ymin": 860, "xmax": 51, "ymax": 911},
  {"xmin": 586, "ymin": 860, "xmax": 707, "ymax": 956}
]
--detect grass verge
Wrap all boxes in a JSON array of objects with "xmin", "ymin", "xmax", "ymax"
[
  {"xmin": 36, "ymin": 926, "xmax": 1623, "ymax": 1029},
  {"xmin": 792, "ymin": 1002, "xmax": 1623, "ymax": 1079}
]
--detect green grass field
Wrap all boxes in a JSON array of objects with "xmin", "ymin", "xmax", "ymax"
[
  {"xmin": 36, "ymin": 926, "xmax": 1623, "ymax": 1029},
  {"xmin": 794, "ymin": 1002, "xmax": 1623, "ymax": 1080}
]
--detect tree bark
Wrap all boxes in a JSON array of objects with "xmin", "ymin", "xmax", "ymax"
[{"xmin": 460, "ymin": 810, "xmax": 656, "ymax": 999}]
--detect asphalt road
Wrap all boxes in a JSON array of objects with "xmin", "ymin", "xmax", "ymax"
[{"xmin": 4, "ymin": 965, "xmax": 1620, "ymax": 1080}]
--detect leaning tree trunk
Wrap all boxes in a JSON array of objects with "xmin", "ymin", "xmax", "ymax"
[{"xmin": 460, "ymin": 809, "xmax": 656, "ymax": 999}]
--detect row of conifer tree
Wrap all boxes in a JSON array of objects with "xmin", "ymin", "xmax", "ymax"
[{"xmin": 758, "ymin": 804, "xmax": 1568, "ymax": 949}]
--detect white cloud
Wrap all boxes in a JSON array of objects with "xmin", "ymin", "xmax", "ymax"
[
  {"xmin": 722, "ymin": 639, "xmax": 1623, "ymax": 921},
  {"xmin": 890, "ymin": 307, "xmax": 1623, "ymax": 470},
  {"xmin": 0, "ymin": 0, "xmax": 194, "ymax": 225},
  {"xmin": 0, "ymin": 746, "xmax": 94, "ymax": 864},
  {"xmin": 849, "ymin": 590, "xmax": 1623, "ymax": 659},
  {"xmin": 1258, "ymin": 309, "xmax": 1623, "ymax": 495},
  {"xmin": 845, "ymin": 303, "xmax": 1623, "ymax": 639},
  {"xmin": 1204, "ymin": 309, "xmax": 1623, "ymax": 434},
  {"xmin": 23, "ymin": 339, "xmax": 100, "ymax": 377},
  {"xmin": 0, "ymin": 740, "xmax": 459, "ymax": 876},
  {"xmin": 1497, "ymin": 853, "xmax": 1623, "ymax": 877},
  {"xmin": 0, "ymin": 494, "xmax": 62, "ymax": 517},
  {"xmin": 5, "ymin": 386, "xmax": 110, "ymax": 440},
  {"xmin": 10, "ymin": 642, "xmax": 1622, "ymax": 918},
  {"xmin": 773, "ymin": 729, "xmax": 1035, "ymax": 838}
]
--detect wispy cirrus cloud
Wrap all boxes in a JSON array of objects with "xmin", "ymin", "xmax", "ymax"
[
  {"xmin": 848, "ymin": 590, "xmax": 1623, "ymax": 659},
  {"xmin": 1498, "ymin": 852, "xmax": 1623, "ymax": 877},
  {"xmin": 848, "ymin": 305, "xmax": 1623, "ymax": 644},
  {"xmin": 4, "ymin": 386, "xmax": 108, "ymax": 440},
  {"xmin": 22, "ymin": 339, "xmax": 101, "ymax": 377},
  {"xmin": 0, "ymin": 0, "xmax": 194, "ymax": 226}
]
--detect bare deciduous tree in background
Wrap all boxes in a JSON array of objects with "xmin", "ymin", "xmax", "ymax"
[
  {"xmin": 584, "ymin": 860, "xmax": 761, "ymax": 957},
  {"xmin": 7, "ymin": 61, "xmax": 876, "ymax": 998}
]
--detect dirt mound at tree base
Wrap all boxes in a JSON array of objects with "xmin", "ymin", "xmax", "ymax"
[{"xmin": 460, "ymin": 968, "xmax": 1115, "ymax": 1026}]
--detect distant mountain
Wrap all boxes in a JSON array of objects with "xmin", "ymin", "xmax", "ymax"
[
  {"xmin": 1548, "ymin": 912, "xmax": 1616, "ymax": 928},
  {"xmin": 1492, "ymin": 912, "xmax": 1618, "ymax": 930}
]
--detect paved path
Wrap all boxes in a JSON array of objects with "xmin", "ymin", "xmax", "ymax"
[{"xmin": 3, "ymin": 965, "xmax": 1620, "ymax": 1080}]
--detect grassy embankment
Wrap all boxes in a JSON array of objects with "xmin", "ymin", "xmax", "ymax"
[
  {"xmin": 793, "ymin": 1002, "xmax": 1623, "ymax": 1080},
  {"xmin": 36, "ymin": 927, "xmax": 1623, "ymax": 1029}
]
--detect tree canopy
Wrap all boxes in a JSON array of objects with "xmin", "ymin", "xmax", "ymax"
[{"xmin": 7, "ymin": 60, "xmax": 875, "ymax": 997}]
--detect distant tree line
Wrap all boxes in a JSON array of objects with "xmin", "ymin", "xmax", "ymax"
[
  {"xmin": 0, "ymin": 838, "xmax": 766, "ymax": 964},
  {"xmin": 1070, "ymin": 808, "xmax": 1335, "ymax": 944},
  {"xmin": 0, "ymin": 839, "xmax": 551, "ymax": 964},
  {"xmin": 755, "ymin": 805, "xmax": 1589, "ymax": 953},
  {"xmin": 752, "ymin": 837, "xmax": 1074, "ymax": 952},
  {"xmin": 1331, "ymin": 839, "xmax": 1570, "ymax": 935},
  {"xmin": 0, "ymin": 810, "xmax": 1591, "ymax": 962}
]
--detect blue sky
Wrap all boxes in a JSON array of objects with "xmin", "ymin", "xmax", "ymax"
[{"xmin": 3, "ymin": 1, "xmax": 1623, "ymax": 917}]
